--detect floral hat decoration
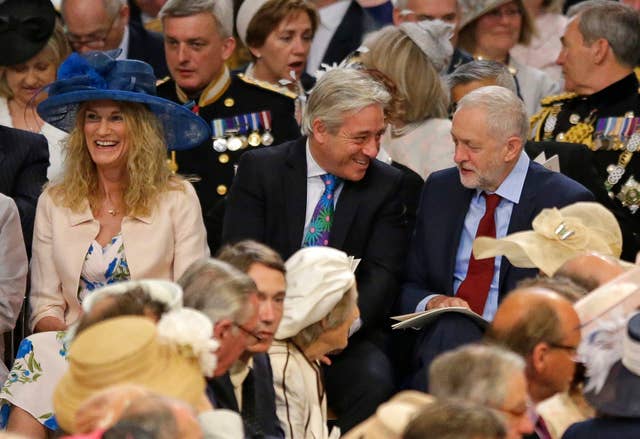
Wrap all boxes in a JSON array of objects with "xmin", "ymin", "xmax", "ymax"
[
  {"xmin": 37, "ymin": 50, "xmax": 210, "ymax": 151},
  {"xmin": 472, "ymin": 202, "xmax": 623, "ymax": 276}
]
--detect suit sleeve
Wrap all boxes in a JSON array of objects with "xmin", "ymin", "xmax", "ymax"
[
  {"xmin": 355, "ymin": 171, "xmax": 410, "ymax": 331},
  {"xmin": 222, "ymin": 152, "xmax": 267, "ymax": 244},
  {"xmin": 171, "ymin": 180, "xmax": 210, "ymax": 280},
  {"xmin": 29, "ymin": 191, "xmax": 65, "ymax": 330},
  {"xmin": 399, "ymin": 177, "xmax": 440, "ymax": 314},
  {"xmin": 0, "ymin": 196, "xmax": 27, "ymax": 335},
  {"xmin": 12, "ymin": 133, "xmax": 48, "ymax": 255}
]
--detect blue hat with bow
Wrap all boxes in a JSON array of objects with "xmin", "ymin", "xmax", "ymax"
[{"xmin": 37, "ymin": 51, "xmax": 210, "ymax": 151}]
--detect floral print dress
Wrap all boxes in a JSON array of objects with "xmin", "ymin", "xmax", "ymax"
[
  {"xmin": 0, "ymin": 234, "xmax": 130, "ymax": 431},
  {"xmin": 78, "ymin": 233, "xmax": 130, "ymax": 302}
]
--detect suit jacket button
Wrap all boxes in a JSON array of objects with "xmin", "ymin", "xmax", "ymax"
[{"xmin": 217, "ymin": 185, "xmax": 228, "ymax": 196}]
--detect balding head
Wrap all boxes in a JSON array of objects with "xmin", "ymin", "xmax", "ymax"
[
  {"xmin": 487, "ymin": 288, "xmax": 581, "ymax": 402},
  {"xmin": 557, "ymin": 252, "xmax": 626, "ymax": 291}
]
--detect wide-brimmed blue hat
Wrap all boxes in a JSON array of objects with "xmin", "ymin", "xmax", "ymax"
[{"xmin": 37, "ymin": 51, "xmax": 210, "ymax": 151}]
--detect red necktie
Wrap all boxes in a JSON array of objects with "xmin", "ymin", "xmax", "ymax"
[{"xmin": 456, "ymin": 193, "xmax": 501, "ymax": 315}]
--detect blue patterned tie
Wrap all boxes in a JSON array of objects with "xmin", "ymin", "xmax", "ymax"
[{"xmin": 303, "ymin": 174, "xmax": 341, "ymax": 247}]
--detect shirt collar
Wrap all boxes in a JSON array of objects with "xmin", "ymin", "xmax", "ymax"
[
  {"xmin": 475, "ymin": 151, "xmax": 530, "ymax": 204},
  {"xmin": 229, "ymin": 357, "xmax": 253, "ymax": 390},
  {"xmin": 175, "ymin": 66, "xmax": 231, "ymax": 107},
  {"xmin": 319, "ymin": 0, "xmax": 351, "ymax": 31},
  {"xmin": 118, "ymin": 25, "xmax": 129, "ymax": 60},
  {"xmin": 306, "ymin": 138, "xmax": 326, "ymax": 178}
]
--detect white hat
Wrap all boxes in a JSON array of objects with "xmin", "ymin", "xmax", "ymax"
[
  {"xmin": 82, "ymin": 279, "xmax": 183, "ymax": 313},
  {"xmin": 276, "ymin": 247, "xmax": 356, "ymax": 339},
  {"xmin": 236, "ymin": 0, "xmax": 269, "ymax": 46},
  {"xmin": 473, "ymin": 202, "xmax": 622, "ymax": 276}
]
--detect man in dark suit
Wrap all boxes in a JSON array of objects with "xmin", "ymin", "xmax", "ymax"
[
  {"xmin": 157, "ymin": 0, "xmax": 300, "ymax": 253},
  {"xmin": 214, "ymin": 240, "xmax": 287, "ymax": 438},
  {"xmin": 0, "ymin": 126, "xmax": 49, "ymax": 255},
  {"xmin": 306, "ymin": 0, "xmax": 379, "ymax": 75},
  {"xmin": 61, "ymin": 0, "xmax": 168, "ymax": 78},
  {"xmin": 223, "ymin": 68, "xmax": 409, "ymax": 432},
  {"xmin": 399, "ymin": 86, "xmax": 592, "ymax": 390}
]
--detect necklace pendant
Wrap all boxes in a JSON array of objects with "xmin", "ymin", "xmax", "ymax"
[{"xmin": 107, "ymin": 209, "xmax": 118, "ymax": 216}]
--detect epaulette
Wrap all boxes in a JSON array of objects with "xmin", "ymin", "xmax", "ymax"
[
  {"xmin": 236, "ymin": 73, "xmax": 298, "ymax": 100},
  {"xmin": 634, "ymin": 66, "xmax": 640, "ymax": 88},
  {"xmin": 539, "ymin": 92, "xmax": 578, "ymax": 107},
  {"xmin": 155, "ymin": 76, "xmax": 171, "ymax": 87}
]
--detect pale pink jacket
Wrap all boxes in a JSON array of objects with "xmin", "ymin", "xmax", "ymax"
[{"xmin": 29, "ymin": 180, "xmax": 209, "ymax": 330}]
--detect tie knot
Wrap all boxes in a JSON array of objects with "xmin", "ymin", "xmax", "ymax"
[
  {"xmin": 483, "ymin": 192, "xmax": 501, "ymax": 211},
  {"xmin": 321, "ymin": 173, "xmax": 340, "ymax": 190}
]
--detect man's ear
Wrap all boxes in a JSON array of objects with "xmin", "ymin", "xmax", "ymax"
[
  {"xmin": 214, "ymin": 319, "xmax": 234, "ymax": 340},
  {"xmin": 591, "ymin": 38, "xmax": 610, "ymax": 65},
  {"xmin": 221, "ymin": 36, "xmax": 237, "ymax": 62},
  {"xmin": 504, "ymin": 136, "xmax": 522, "ymax": 162},
  {"xmin": 530, "ymin": 342, "xmax": 549, "ymax": 374},
  {"xmin": 312, "ymin": 118, "xmax": 328, "ymax": 143}
]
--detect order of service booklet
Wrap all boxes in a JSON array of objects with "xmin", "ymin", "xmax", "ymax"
[{"xmin": 391, "ymin": 307, "xmax": 489, "ymax": 330}]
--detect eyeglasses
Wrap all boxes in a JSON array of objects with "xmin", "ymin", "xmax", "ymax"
[
  {"xmin": 65, "ymin": 10, "xmax": 120, "ymax": 50},
  {"xmin": 233, "ymin": 322, "xmax": 264, "ymax": 342},
  {"xmin": 548, "ymin": 342, "xmax": 579, "ymax": 361}
]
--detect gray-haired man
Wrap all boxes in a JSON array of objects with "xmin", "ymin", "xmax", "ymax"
[{"xmin": 223, "ymin": 67, "xmax": 408, "ymax": 432}]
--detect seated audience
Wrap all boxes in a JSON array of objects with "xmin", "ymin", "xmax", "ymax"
[
  {"xmin": 400, "ymin": 85, "xmax": 592, "ymax": 390},
  {"xmin": 29, "ymin": 50, "xmax": 210, "ymax": 333},
  {"xmin": 215, "ymin": 240, "xmax": 286, "ymax": 437},
  {"xmin": 223, "ymin": 66, "xmax": 407, "ymax": 431},
  {"xmin": 270, "ymin": 247, "xmax": 359, "ymax": 439},
  {"xmin": 1, "ymin": 280, "xmax": 183, "ymax": 438},
  {"xmin": 486, "ymin": 287, "xmax": 582, "ymax": 438},
  {"xmin": 179, "ymin": 258, "xmax": 260, "ymax": 377},
  {"xmin": 0, "ymin": 0, "xmax": 53, "ymax": 254},
  {"xmin": 429, "ymin": 344, "xmax": 534, "ymax": 438},
  {"xmin": 527, "ymin": 1, "xmax": 640, "ymax": 261},
  {"xmin": 403, "ymin": 399, "xmax": 507, "ymax": 439},
  {"xmin": 562, "ymin": 312, "xmax": 640, "ymax": 438},
  {"xmin": 157, "ymin": 0, "xmax": 302, "ymax": 253},
  {"xmin": 0, "ymin": 17, "xmax": 70, "ymax": 180},
  {"xmin": 456, "ymin": 0, "xmax": 559, "ymax": 116},
  {"xmin": 359, "ymin": 20, "xmax": 455, "ymax": 180},
  {"xmin": 52, "ymin": 312, "xmax": 217, "ymax": 433}
]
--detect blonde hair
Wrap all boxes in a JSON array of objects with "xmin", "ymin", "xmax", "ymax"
[
  {"xmin": 0, "ymin": 19, "xmax": 71, "ymax": 99},
  {"xmin": 360, "ymin": 26, "xmax": 449, "ymax": 123},
  {"xmin": 49, "ymin": 101, "xmax": 183, "ymax": 216}
]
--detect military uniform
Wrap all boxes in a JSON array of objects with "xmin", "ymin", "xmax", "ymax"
[
  {"xmin": 157, "ymin": 68, "xmax": 301, "ymax": 252},
  {"xmin": 529, "ymin": 73, "xmax": 640, "ymax": 260}
]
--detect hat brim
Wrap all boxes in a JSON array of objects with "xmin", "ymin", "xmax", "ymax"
[
  {"xmin": 473, "ymin": 232, "xmax": 583, "ymax": 276},
  {"xmin": 53, "ymin": 335, "xmax": 204, "ymax": 432},
  {"xmin": 585, "ymin": 361, "xmax": 640, "ymax": 417},
  {"xmin": 37, "ymin": 90, "xmax": 210, "ymax": 151},
  {"xmin": 459, "ymin": 0, "xmax": 525, "ymax": 31}
]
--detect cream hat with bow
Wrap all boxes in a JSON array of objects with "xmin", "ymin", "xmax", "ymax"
[{"xmin": 473, "ymin": 202, "xmax": 622, "ymax": 276}]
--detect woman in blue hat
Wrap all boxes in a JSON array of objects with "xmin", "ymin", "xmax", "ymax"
[{"xmin": 29, "ymin": 50, "xmax": 211, "ymax": 334}]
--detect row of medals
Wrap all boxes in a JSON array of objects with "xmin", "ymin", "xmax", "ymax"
[{"xmin": 212, "ymin": 129, "xmax": 274, "ymax": 152}]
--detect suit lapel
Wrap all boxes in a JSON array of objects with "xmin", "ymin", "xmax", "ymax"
[
  {"xmin": 446, "ymin": 183, "xmax": 474, "ymax": 287},
  {"xmin": 284, "ymin": 138, "xmax": 308, "ymax": 254},
  {"xmin": 498, "ymin": 162, "xmax": 537, "ymax": 292}
]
